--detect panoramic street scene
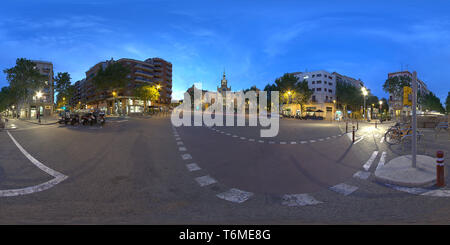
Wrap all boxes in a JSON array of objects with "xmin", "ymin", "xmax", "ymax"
[{"xmin": 1, "ymin": 0, "xmax": 450, "ymax": 227}]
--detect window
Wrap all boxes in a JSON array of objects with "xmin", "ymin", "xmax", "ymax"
[
  {"xmin": 329, "ymin": 82, "xmax": 333, "ymax": 86},
  {"xmin": 317, "ymin": 74, "xmax": 322, "ymax": 77},
  {"xmin": 316, "ymin": 88, "xmax": 322, "ymax": 91},
  {"xmin": 312, "ymin": 74, "xmax": 315, "ymax": 78},
  {"xmin": 311, "ymin": 88, "xmax": 315, "ymax": 91},
  {"xmin": 317, "ymin": 80, "xmax": 322, "ymax": 84},
  {"xmin": 324, "ymin": 88, "xmax": 327, "ymax": 92},
  {"xmin": 329, "ymin": 89, "xmax": 333, "ymax": 93},
  {"xmin": 312, "ymin": 81, "xmax": 315, "ymax": 84},
  {"xmin": 326, "ymin": 96, "xmax": 329, "ymax": 100},
  {"xmin": 324, "ymin": 81, "xmax": 327, "ymax": 84}
]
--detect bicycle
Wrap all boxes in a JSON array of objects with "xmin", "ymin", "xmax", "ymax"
[{"xmin": 384, "ymin": 122, "xmax": 412, "ymax": 145}]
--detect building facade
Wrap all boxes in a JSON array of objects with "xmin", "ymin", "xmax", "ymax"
[
  {"xmin": 18, "ymin": 60, "xmax": 54, "ymax": 119},
  {"xmin": 387, "ymin": 70, "xmax": 429, "ymax": 117},
  {"xmin": 70, "ymin": 57, "xmax": 172, "ymax": 115}
]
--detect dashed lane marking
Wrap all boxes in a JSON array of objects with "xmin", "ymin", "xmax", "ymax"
[
  {"xmin": 195, "ymin": 175, "xmax": 217, "ymax": 187},
  {"xmin": 217, "ymin": 188, "xmax": 254, "ymax": 203},
  {"xmin": 181, "ymin": 154, "xmax": 192, "ymax": 160},
  {"xmin": 353, "ymin": 136, "xmax": 364, "ymax": 144},
  {"xmin": 329, "ymin": 183, "xmax": 359, "ymax": 196},
  {"xmin": 363, "ymin": 151, "xmax": 379, "ymax": 171},
  {"xmin": 176, "ymin": 141, "xmax": 184, "ymax": 145},
  {"xmin": 186, "ymin": 163, "xmax": 201, "ymax": 172},
  {"xmin": 178, "ymin": 147, "xmax": 187, "ymax": 152},
  {"xmin": 290, "ymin": 141, "xmax": 297, "ymax": 144},
  {"xmin": 281, "ymin": 194, "xmax": 322, "ymax": 207},
  {"xmin": 384, "ymin": 184, "xmax": 429, "ymax": 195}
]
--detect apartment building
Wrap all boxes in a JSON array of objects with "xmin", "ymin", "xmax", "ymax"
[
  {"xmin": 70, "ymin": 57, "xmax": 172, "ymax": 115},
  {"xmin": 19, "ymin": 60, "xmax": 54, "ymax": 118},
  {"xmin": 332, "ymin": 72, "xmax": 364, "ymax": 89},
  {"xmin": 387, "ymin": 70, "xmax": 429, "ymax": 117}
]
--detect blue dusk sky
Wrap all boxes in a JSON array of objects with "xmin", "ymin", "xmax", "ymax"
[{"xmin": 0, "ymin": 0, "xmax": 449, "ymax": 102}]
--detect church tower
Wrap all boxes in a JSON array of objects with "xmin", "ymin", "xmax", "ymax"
[{"xmin": 217, "ymin": 70, "xmax": 231, "ymax": 94}]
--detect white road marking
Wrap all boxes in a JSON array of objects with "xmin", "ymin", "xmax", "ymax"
[
  {"xmin": 248, "ymin": 138, "xmax": 255, "ymax": 142},
  {"xmin": 318, "ymin": 139, "xmax": 324, "ymax": 141},
  {"xmin": 363, "ymin": 151, "xmax": 379, "ymax": 171},
  {"xmin": 1, "ymin": 131, "xmax": 68, "ymax": 197},
  {"xmin": 226, "ymin": 133, "xmax": 231, "ymax": 136},
  {"xmin": 280, "ymin": 141, "xmax": 286, "ymax": 144},
  {"xmin": 422, "ymin": 189, "xmax": 450, "ymax": 197},
  {"xmin": 376, "ymin": 152, "xmax": 387, "ymax": 171},
  {"xmin": 300, "ymin": 141, "xmax": 307, "ymax": 144},
  {"xmin": 269, "ymin": 141, "xmax": 275, "ymax": 144},
  {"xmin": 380, "ymin": 136, "xmax": 385, "ymax": 143},
  {"xmin": 384, "ymin": 184, "xmax": 429, "ymax": 195},
  {"xmin": 332, "ymin": 136, "xmax": 337, "ymax": 138},
  {"xmin": 290, "ymin": 141, "xmax": 297, "ymax": 144},
  {"xmin": 310, "ymin": 140, "xmax": 316, "ymax": 143},
  {"xmin": 326, "ymin": 137, "xmax": 330, "ymax": 140},
  {"xmin": 240, "ymin": 137, "xmax": 246, "ymax": 140},
  {"xmin": 217, "ymin": 188, "xmax": 254, "ymax": 203},
  {"xmin": 181, "ymin": 154, "xmax": 192, "ymax": 160},
  {"xmin": 281, "ymin": 194, "xmax": 322, "ymax": 206},
  {"xmin": 258, "ymin": 140, "xmax": 264, "ymax": 143},
  {"xmin": 195, "ymin": 175, "xmax": 217, "ymax": 187},
  {"xmin": 176, "ymin": 141, "xmax": 183, "ymax": 145},
  {"xmin": 178, "ymin": 147, "xmax": 187, "ymax": 152},
  {"xmin": 353, "ymin": 171, "xmax": 371, "ymax": 180},
  {"xmin": 186, "ymin": 163, "xmax": 201, "ymax": 172},
  {"xmin": 175, "ymin": 137, "xmax": 181, "ymax": 141},
  {"xmin": 353, "ymin": 136, "xmax": 364, "ymax": 144},
  {"xmin": 232, "ymin": 135, "xmax": 238, "ymax": 138},
  {"xmin": 329, "ymin": 183, "xmax": 358, "ymax": 196}
]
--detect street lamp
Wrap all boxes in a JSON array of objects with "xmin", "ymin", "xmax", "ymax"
[
  {"xmin": 361, "ymin": 87, "xmax": 368, "ymax": 121},
  {"xmin": 35, "ymin": 91, "xmax": 43, "ymax": 123}
]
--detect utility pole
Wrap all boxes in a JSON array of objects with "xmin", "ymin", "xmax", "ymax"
[{"xmin": 412, "ymin": 71, "xmax": 417, "ymax": 168}]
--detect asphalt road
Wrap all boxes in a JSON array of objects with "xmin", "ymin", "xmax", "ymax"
[{"xmin": 1, "ymin": 117, "xmax": 450, "ymax": 224}]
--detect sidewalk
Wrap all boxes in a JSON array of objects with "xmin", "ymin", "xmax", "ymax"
[{"xmin": 19, "ymin": 117, "xmax": 59, "ymax": 125}]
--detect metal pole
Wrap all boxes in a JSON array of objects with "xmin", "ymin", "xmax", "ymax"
[{"xmin": 412, "ymin": 71, "xmax": 417, "ymax": 168}]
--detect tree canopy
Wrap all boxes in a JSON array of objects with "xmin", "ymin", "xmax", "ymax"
[
  {"xmin": 92, "ymin": 62, "xmax": 131, "ymax": 92},
  {"xmin": 134, "ymin": 85, "xmax": 160, "ymax": 113},
  {"xmin": 382, "ymin": 75, "xmax": 411, "ymax": 98}
]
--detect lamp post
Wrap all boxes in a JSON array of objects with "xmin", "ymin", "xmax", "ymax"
[
  {"xmin": 379, "ymin": 100, "xmax": 383, "ymax": 120},
  {"xmin": 361, "ymin": 87, "xmax": 368, "ymax": 121},
  {"xmin": 36, "ymin": 91, "xmax": 43, "ymax": 123}
]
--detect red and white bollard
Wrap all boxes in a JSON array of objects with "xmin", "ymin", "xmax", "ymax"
[{"xmin": 437, "ymin": 151, "xmax": 445, "ymax": 187}]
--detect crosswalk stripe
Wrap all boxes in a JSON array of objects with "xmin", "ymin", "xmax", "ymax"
[
  {"xmin": 217, "ymin": 188, "xmax": 254, "ymax": 203},
  {"xmin": 376, "ymin": 152, "xmax": 387, "ymax": 171},
  {"xmin": 363, "ymin": 151, "xmax": 378, "ymax": 171},
  {"xmin": 353, "ymin": 171, "xmax": 371, "ymax": 180},
  {"xmin": 330, "ymin": 183, "xmax": 358, "ymax": 196},
  {"xmin": 281, "ymin": 194, "xmax": 322, "ymax": 206}
]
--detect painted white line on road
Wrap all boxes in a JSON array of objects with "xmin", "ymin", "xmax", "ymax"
[
  {"xmin": 363, "ymin": 151, "xmax": 379, "ymax": 171},
  {"xmin": 226, "ymin": 133, "xmax": 231, "ymax": 136},
  {"xmin": 269, "ymin": 141, "xmax": 275, "ymax": 144},
  {"xmin": 353, "ymin": 171, "xmax": 371, "ymax": 180},
  {"xmin": 329, "ymin": 183, "xmax": 358, "ymax": 196},
  {"xmin": 0, "ymin": 175, "xmax": 67, "ymax": 197},
  {"xmin": 186, "ymin": 163, "xmax": 201, "ymax": 172},
  {"xmin": 217, "ymin": 188, "xmax": 254, "ymax": 203},
  {"xmin": 6, "ymin": 131, "xmax": 65, "ymax": 178},
  {"xmin": 249, "ymin": 138, "xmax": 255, "ymax": 142},
  {"xmin": 1, "ymin": 131, "xmax": 68, "ymax": 197},
  {"xmin": 175, "ymin": 137, "xmax": 181, "ymax": 141},
  {"xmin": 376, "ymin": 152, "xmax": 387, "ymax": 171},
  {"xmin": 178, "ymin": 147, "xmax": 187, "ymax": 152},
  {"xmin": 384, "ymin": 184, "xmax": 429, "ymax": 195},
  {"xmin": 181, "ymin": 154, "xmax": 192, "ymax": 160},
  {"xmin": 232, "ymin": 135, "xmax": 238, "ymax": 138},
  {"xmin": 240, "ymin": 137, "xmax": 246, "ymax": 140},
  {"xmin": 422, "ymin": 189, "xmax": 450, "ymax": 197},
  {"xmin": 281, "ymin": 194, "xmax": 322, "ymax": 207},
  {"xmin": 195, "ymin": 175, "xmax": 217, "ymax": 187},
  {"xmin": 300, "ymin": 141, "xmax": 307, "ymax": 144},
  {"xmin": 318, "ymin": 139, "xmax": 324, "ymax": 141},
  {"xmin": 326, "ymin": 137, "xmax": 330, "ymax": 140},
  {"xmin": 176, "ymin": 141, "xmax": 183, "ymax": 145},
  {"xmin": 310, "ymin": 140, "xmax": 316, "ymax": 143},
  {"xmin": 332, "ymin": 135, "xmax": 337, "ymax": 138},
  {"xmin": 380, "ymin": 136, "xmax": 385, "ymax": 143},
  {"xmin": 258, "ymin": 140, "xmax": 264, "ymax": 143},
  {"xmin": 353, "ymin": 136, "xmax": 364, "ymax": 144},
  {"xmin": 280, "ymin": 141, "xmax": 286, "ymax": 144},
  {"xmin": 290, "ymin": 141, "xmax": 297, "ymax": 144}
]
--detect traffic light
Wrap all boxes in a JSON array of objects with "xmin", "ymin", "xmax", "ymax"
[{"xmin": 403, "ymin": 86, "xmax": 412, "ymax": 106}]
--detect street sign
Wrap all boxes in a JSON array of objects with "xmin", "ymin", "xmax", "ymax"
[{"xmin": 403, "ymin": 86, "xmax": 412, "ymax": 106}]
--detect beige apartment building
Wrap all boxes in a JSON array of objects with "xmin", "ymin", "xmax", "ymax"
[{"xmin": 70, "ymin": 57, "xmax": 172, "ymax": 115}]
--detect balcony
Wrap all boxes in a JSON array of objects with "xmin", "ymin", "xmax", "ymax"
[
  {"xmin": 135, "ymin": 64, "xmax": 153, "ymax": 71},
  {"xmin": 135, "ymin": 70, "xmax": 154, "ymax": 78}
]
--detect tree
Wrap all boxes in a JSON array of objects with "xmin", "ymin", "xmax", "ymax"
[
  {"xmin": 134, "ymin": 85, "xmax": 160, "ymax": 114},
  {"xmin": 445, "ymin": 92, "xmax": 450, "ymax": 115},
  {"xmin": 420, "ymin": 91, "xmax": 445, "ymax": 113},
  {"xmin": 3, "ymin": 58, "xmax": 47, "ymax": 115},
  {"xmin": 293, "ymin": 80, "xmax": 313, "ymax": 115},
  {"xmin": 336, "ymin": 81, "xmax": 363, "ymax": 118},
  {"xmin": 54, "ymin": 72, "xmax": 74, "ymax": 108},
  {"xmin": 0, "ymin": 86, "xmax": 15, "ymax": 113},
  {"xmin": 382, "ymin": 75, "xmax": 411, "ymax": 99},
  {"xmin": 92, "ymin": 62, "xmax": 131, "ymax": 114}
]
